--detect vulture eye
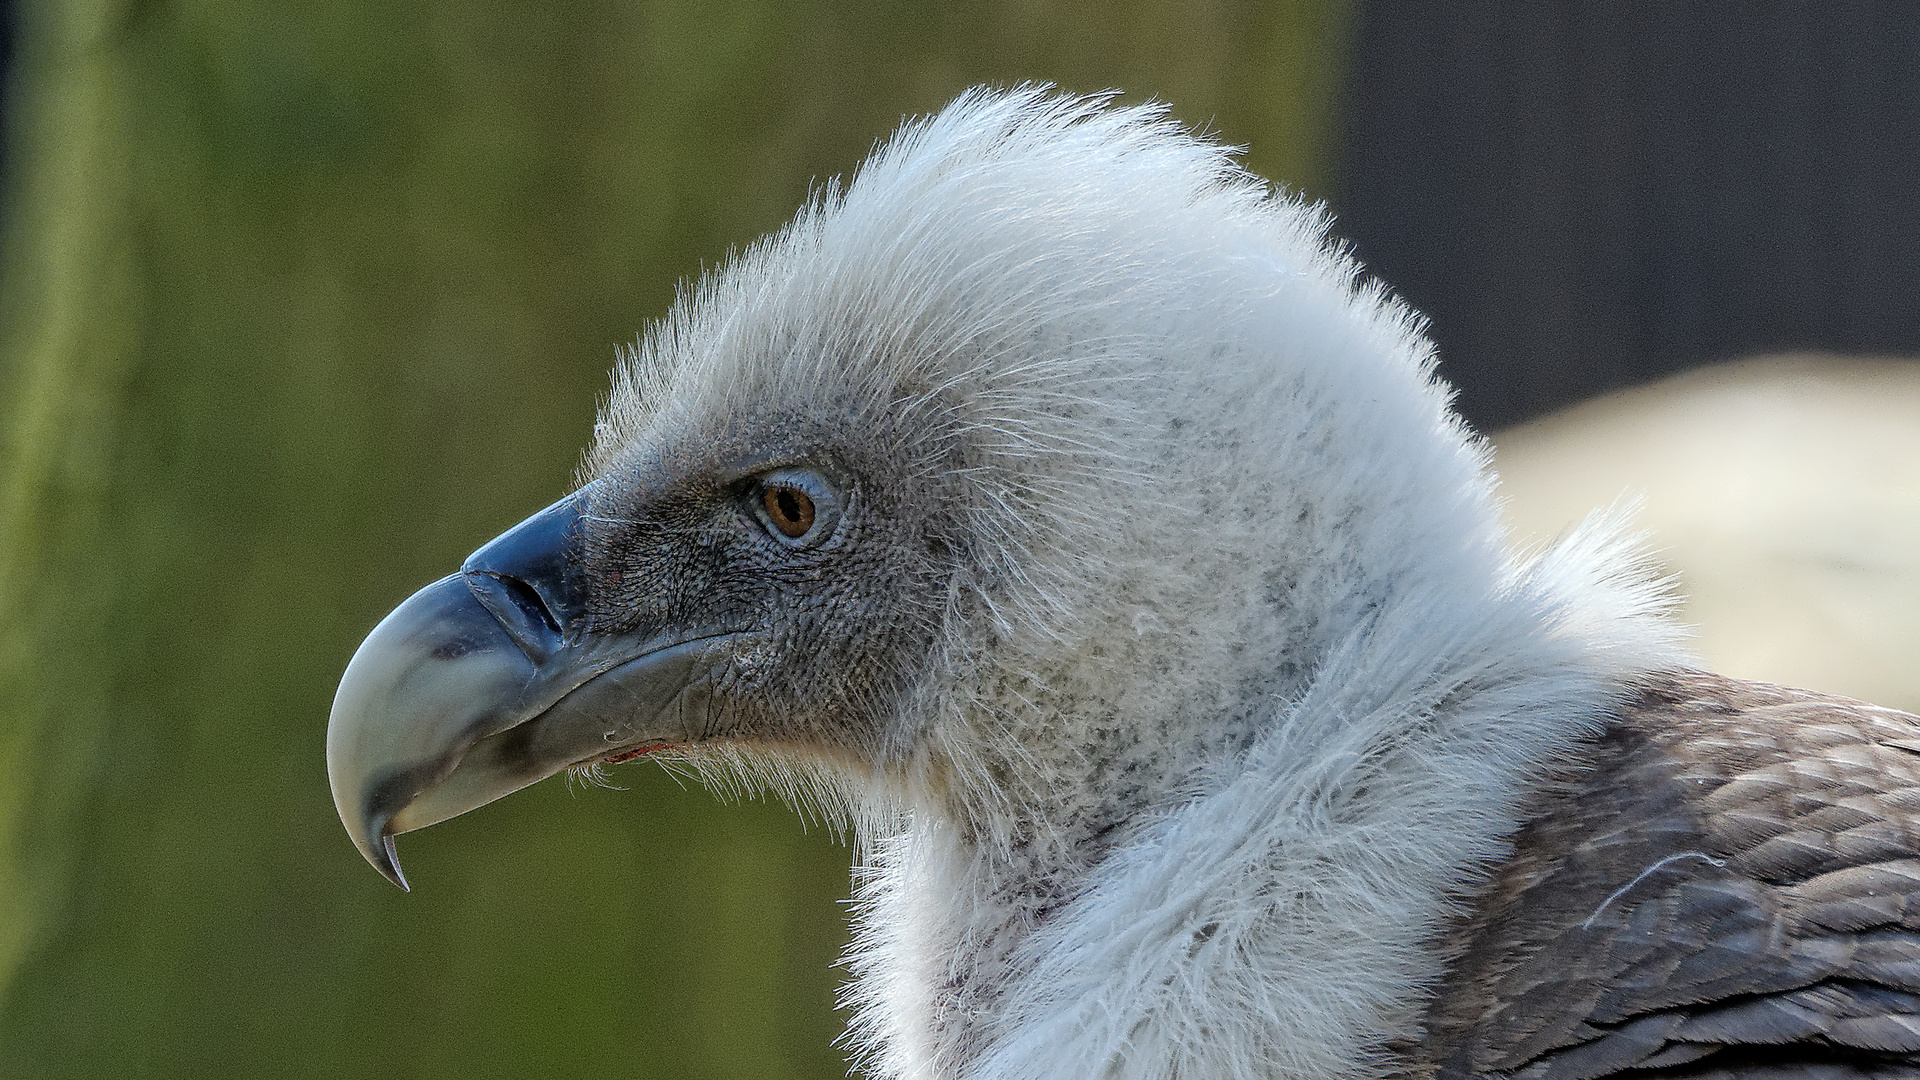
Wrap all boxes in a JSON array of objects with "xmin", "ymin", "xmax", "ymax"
[
  {"xmin": 749, "ymin": 468, "xmax": 841, "ymax": 548},
  {"xmin": 764, "ymin": 486, "xmax": 814, "ymax": 537}
]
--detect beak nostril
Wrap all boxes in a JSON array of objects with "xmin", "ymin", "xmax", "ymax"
[
  {"xmin": 459, "ymin": 487, "xmax": 593, "ymax": 633},
  {"xmin": 464, "ymin": 571, "xmax": 566, "ymax": 664},
  {"xmin": 496, "ymin": 573, "xmax": 561, "ymax": 635}
]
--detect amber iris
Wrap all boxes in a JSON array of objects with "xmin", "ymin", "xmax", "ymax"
[{"xmin": 764, "ymin": 485, "xmax": 815, "ymax": 538}]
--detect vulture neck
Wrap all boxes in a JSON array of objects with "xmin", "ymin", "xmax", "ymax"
[{"xmin": 848, "ymin": 497, "xmax": 1675, "ymax": 1080}]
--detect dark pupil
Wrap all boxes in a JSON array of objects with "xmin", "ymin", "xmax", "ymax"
[{"xmin": 766, "ymin": 486, "xmax": 814, "ymax": 538}]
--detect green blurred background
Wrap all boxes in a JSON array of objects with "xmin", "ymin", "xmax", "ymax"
[{"xmin": 0, "ymin": 2, "xmax": 1351, "ymax": 1075}]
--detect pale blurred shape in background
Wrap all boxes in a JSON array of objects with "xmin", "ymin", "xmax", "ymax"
[{"xmin": 1496, "ymin": 355, "xmax": 1920, "ymax": 713}]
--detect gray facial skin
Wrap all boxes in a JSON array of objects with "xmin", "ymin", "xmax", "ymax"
[{"xmin": 325, "ymin": 490, "xmax": 737, "ymax": 889}]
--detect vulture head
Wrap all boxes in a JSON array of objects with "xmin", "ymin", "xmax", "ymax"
[{"xmin": 329, "ymin": 89, "xmax": 1696, "ymax": 1078}]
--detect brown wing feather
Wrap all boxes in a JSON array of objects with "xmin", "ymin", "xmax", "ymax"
[{"xmin": 1412, "ymin": 671, "xmax": 1920, "ymax": 1080}]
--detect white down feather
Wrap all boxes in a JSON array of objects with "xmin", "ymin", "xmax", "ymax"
[{"xmin": 589, "ymin": 87, "xmax": 1687, "ymax": 1080}]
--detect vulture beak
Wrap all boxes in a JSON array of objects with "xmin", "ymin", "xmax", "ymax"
[{"xmin": 326, "ymin": 489, "xmax": 733, "ymax": 890}]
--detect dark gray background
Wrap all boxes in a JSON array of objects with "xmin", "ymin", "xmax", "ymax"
[{"xmin": 1335, "ymin": 2, "xmax": 1920, "ymax": 430}]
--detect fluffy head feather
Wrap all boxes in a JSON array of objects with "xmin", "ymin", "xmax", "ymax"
[{"xmin": 581, "ymin": 87, "xmax": 1684, "ymax": 1079}]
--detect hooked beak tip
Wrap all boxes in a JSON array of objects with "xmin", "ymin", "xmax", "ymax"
[{"xmin": 371, "ymin": 832, "xmax": 410, "ymax": 892}]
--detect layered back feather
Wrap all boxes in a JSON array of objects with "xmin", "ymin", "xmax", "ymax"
[{"xmin": 587, "ymin": 88, "xmax": 1686, "ymax": 1080}]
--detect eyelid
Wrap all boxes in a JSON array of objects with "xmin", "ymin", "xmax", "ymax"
[{"xmin": 714, "ymin": 453, "xmax": 819, "ymax": 487}]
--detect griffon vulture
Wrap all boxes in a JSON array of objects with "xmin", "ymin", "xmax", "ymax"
[{"xmin": 327, "ymin": 89, "xmax": 1920, "ymax": 1079}]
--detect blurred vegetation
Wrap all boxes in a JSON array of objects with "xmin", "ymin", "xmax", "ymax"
[{"xmin": 0, "ymin": 0, "xmax": 1349, "ymax": 1075}]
